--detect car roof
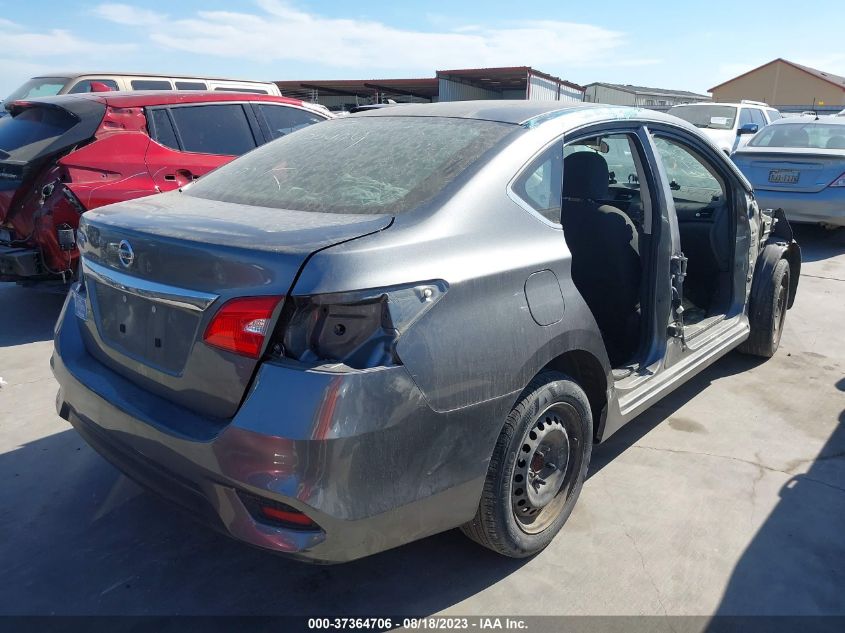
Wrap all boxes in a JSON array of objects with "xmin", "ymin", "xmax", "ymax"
[
  {"xmin": 767, "ymin": 116, "xmax": 845, "ymax": 126},
  {"xmin": 10, "ymin": 91, "xmax": 305, "ymax": 109},
  {"xmin": 352, "ymin": 100, "xmax": 688, "ymax": 127},
  {"xmin": 32, "ymin": 72, "xmax": 276, "ymax": 84},
  {"xmin": 670, "ymin": 102, "xmax": 774, "ymax": 109}
]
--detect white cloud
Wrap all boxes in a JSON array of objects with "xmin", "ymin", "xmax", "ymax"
[
  {"xmin": 0, "ymin": 20, "xmax": 138, "ymax": 97},
  {"xmin": 93, "ymin": 3, "xmax": 165, "ymax": 27},
  {"xmin": 94, "ymin": 0, "xmax": 649, "ymax": 73},
  {"xmin": 0, "ymin": 24, "xmax": 135, "ymax": 58}
]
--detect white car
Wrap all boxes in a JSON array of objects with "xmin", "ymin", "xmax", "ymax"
[{"xmin": 667, "ymin": 100, "xmax": 781, "ymax": 154}]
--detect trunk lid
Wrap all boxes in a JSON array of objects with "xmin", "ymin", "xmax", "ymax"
[
  {"xmin": 0, "ymin": 98, "xmax": 105, "ymax": 222},
  {"xmin": 732, "ymin": 147, "xmax": 845, "ymax": 193},
  {"xmin": 77, "ymin": 191, "xmax": 391, "ymax": 419}
]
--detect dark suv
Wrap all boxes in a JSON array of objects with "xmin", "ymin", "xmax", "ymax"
[{"xmin": 0, "ymin": 91, "xmax": 328, "ymax": 283}]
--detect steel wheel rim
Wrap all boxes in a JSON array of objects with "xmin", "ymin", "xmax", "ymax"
[{"xmin": 511, "ymin": 402, "xmax": 583, "ymax": 534}]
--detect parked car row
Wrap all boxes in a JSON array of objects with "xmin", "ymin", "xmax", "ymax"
[
  {"xmin": 667, "ymin": 100, "xmax": 781, "ymax": 154},
  {"xmin": 664, "ymin": 100, "xmax": 844, "ymax": 228},
  {"xmin": 0, "ymin": 68, "xmax": 813, "ymax": 563},
  {"xmin": 0, "ymin": 91, "xmax": 328, "ymax": 282},
  {"xmin": 0, "ymin": 72, "xmax": 287, "ymax": 118},
  {"xmin": 732, "ymin": 116, "xmax": 845, "ymax": 227}
]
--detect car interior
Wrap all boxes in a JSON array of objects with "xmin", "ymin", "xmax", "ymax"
[
  {"xmin": 560, "ymin": 134, "xmax": 650, "ymax": 368},
  {"xmin": 557, "ymin": 133, "xmax": 734, "ymax": 369},
  {"xmin": 651, "ymin": 136, "xmax": 734, "ymax": 334}
]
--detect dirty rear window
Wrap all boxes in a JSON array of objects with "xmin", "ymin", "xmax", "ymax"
[
  {"xmin": 184, "ymin": 117, "xmax": 514, "ymax": 214},
  {"xmin": 749, "ymin": 123, "xmax": 845, "ymax": 149},
  {"xmin": 0, "ymin": 106, "xmax": 78, "ymax": 156}
]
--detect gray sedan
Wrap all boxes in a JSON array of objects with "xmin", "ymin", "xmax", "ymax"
[
  {"xmin": 732, "ymin": 117, "xmax": 845, "ymax": 227},
  {"xmin": 52, "ymin": 102, "xmax": 799, "ymax": 562}
]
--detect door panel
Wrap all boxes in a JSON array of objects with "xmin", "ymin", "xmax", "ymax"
[
  {"xmin": 647, "ymin": 126, "xmax": 752, "ymax": 366},
  {"xmin": 144, "ymin": 104, "xmax": 255, "ymax": 193}
]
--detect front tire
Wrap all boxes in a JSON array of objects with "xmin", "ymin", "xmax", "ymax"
[
  {"xmin": 739, "ymin": 258, "xmax": 790, "ymax": 358},
  {"xmin": 461, "ymin": 371, "xmax": 593, "ymax": 557}
]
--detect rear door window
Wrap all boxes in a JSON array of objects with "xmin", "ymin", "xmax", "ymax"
[
  {"xmin": 256, "ymin": 104, "xmax": 325, "ymax": 139},
  {"xmin": 750, "ymin": 109, "xmax": 767, "ymax": 127},
  {"xmin": 148, "ymin": 109, "xmax": 180, "ymax": 150},
  {"xmin": 214, "ymin": 87, "xmax": 268, "ymax": 94},
  {"xmin": 131, "ymin": 79, "xmax": 173, "ymax": 90},
  {"xmin": 175, "ymin": 81, "xmax": 207, "ymax": 91},
  {"xmin": 68, "ymin": 79, "xmax": 119, "ymax": 93},
  {"xmin": 512, "ymin": 142, "xmax": 563, "ymax": 224},
  {"xmin": 169, "ymin": 104, "xmax": 257, "ymax": 155}
]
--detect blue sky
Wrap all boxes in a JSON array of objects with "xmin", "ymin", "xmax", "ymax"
[{"xmin": 2, "ymin": 0, "xmax": 844, "ymax": 98}]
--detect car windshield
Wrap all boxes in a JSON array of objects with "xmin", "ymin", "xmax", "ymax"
[
  {"xmin": 748, "ymin": 123, "xmax": 845, "ymax": 150},
  {"xmin": 4, "ymin": 77, "xmax": 68, "ymax": 102},
  {"xmin": 185, "ymin": 116, "xmax": 515, "ymax": 214},
  {"xmin": 668, "ymin": 105, "xmax": 737, "ymax": 130}
]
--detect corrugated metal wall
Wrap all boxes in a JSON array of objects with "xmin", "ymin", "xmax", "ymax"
[
  {"xmin": 559, "ymin": 86, "xmax": 584, "ymax": 103},
  {"xmin": 527, "ymin": 74, "xmax": 559, "ymax": 100},
  {"xmin": 527, "ymin": 73, "xmax": 585, "ymax": 102},
  {"xmin": 438, "ymin": 78, "xmax": 500, "ymax": 101},
  {"xmin": 585, "ymin": 85, "xmax": 637, "ymax": 105}
]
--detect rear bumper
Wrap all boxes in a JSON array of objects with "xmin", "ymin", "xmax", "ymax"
[
  {"xmin": 0, "ymin": 244, "xmax": 43, "ymax": 280},
  {"xmin": 755, "ymin": 189, "xmax": 845, "ymax": 227},
  {"xmin": 52, "ymin": 291, "xmax": 506, "ymax": 563}
]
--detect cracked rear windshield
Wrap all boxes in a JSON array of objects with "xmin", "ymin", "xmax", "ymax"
[{"xmin": 185, "ymin": 116, "xmax": 513, "ymax": 214}]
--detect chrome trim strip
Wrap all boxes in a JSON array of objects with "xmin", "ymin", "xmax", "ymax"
[{"xmin": 81, "ymin": 259, "xmax": 218, "ymax": 312}]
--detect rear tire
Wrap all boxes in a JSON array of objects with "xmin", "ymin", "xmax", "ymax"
[
  {"xmin": 739, "ymin": 258, "xmax": 790, "ymax": 358},
  {"xmin": 461, "ymin": 371, "xmax": 592, "ymax": 558}
]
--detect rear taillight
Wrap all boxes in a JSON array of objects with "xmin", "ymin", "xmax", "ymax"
[
  {"xmin": 278, "ymin": 281, "xmax": 447, "ymax": 369},
  {"xmin": 829, "ymin": 172, "xmax": 845, "ymax": 188},
  {"xmin": 204, "ymin": 296, "xmax": 283, "ymax": 359}
]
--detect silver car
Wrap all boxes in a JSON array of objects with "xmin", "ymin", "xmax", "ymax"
[
  {"xmin": 732, "ymin": 117, "xmax": 845, "ymax": 227},
  {"xmin": 52, "ymin": 102, "xmax": 800, "ymax": 562}
]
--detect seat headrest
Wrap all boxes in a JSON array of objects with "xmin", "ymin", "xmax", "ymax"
[
  {"xmin": 563, "ymin": 152, "xmax": 609, "ymax": 200},
  {"xmin": 826, "ymin": 135, "xmax": 845, "ymax": 150}
]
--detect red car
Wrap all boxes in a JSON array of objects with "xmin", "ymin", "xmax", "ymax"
[{"xmin": 0, "ymin": 91, "xmax": 329, "ymax": 283}]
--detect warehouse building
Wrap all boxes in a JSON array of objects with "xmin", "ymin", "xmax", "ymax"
[
  {"xmin": 276, "ymin": 66, "xmax": 584, "ymax": 112},
  {"xmin": 437, "ymin": 67, "xmax": 584, "ymax": 102},
  {"xmin": 710, "ymin": 58, "xmax": 845, "ymax": 111},
  {"xmin": 583, "ymin": 82, "xmax": 709, "ymax": 108}
]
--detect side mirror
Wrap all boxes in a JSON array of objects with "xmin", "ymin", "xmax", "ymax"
[{"xmin": 737, "ymin": 123, "xmax": 759, "ymax": 136}]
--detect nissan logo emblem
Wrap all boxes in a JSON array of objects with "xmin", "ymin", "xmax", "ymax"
[{"xmin": 117, "ymin": 240, "xmax": 135, "ymax": 268}]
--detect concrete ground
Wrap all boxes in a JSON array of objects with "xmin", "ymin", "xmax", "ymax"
[{"xmin": 0, "ymin": 225, "xmax": 843, "ymax": 617}]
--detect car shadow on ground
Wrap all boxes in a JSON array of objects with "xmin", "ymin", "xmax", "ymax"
[
  {"xmin": 0, "ymin": 226, "xmax": 840, "ymax": 616},
  {"xmin": 0, "ymin": 425, "xmax": 529, "ymax": 616},
  {"xmin": 0, "ymin": 283, "xmax": 67, "ymax": 347},
  {"xmin": 708, "ymin": 398, "xmax": 845, "ymax": 618},
  {"xmin": 589, "ymin": 352, "xmax": 766, "ymax": 479},
  {"xmin": 0, "ymin": 351, "xmax": 767, "ymax": 617},
  {"xmin": 791, "ymin": 225, "xmax": 845, "ymax": 264}
]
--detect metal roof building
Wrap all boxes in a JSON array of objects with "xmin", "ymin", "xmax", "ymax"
[
  {"xmin": 584, "ymin": 82, "xmax": 710, "ymax": 108},
  {"xmin": 709, "ymin": 58, "xmax": 845, "ymax": 110},
  {"xmin": 276, "ymin": 67, "xmax": 585, "ymax": 112}
]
